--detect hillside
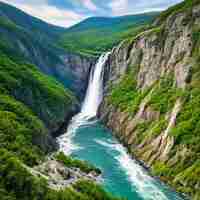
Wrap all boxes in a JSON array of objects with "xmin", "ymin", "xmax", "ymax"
[
  {"xmin": 0, "ymin": 2, "xmax": 94, "ymax": 98},
  {"xmin": 59, "ymin": 13, "xmax": 158, "ymax": 57},
  {"xmin": 0, "ymin": 27, "xmax": 122, "ymax": 200},
  {"xmin": 0, "ymin": 1, "xmax": 64, "ymax": 41},
  {"xmin": 99, "ymin": 0, "xmax": 200, "ymax": 199}
]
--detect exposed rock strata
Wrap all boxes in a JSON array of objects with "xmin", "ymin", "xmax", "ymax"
[{"xmin": 99, "ymin": 4, "xmax": 200, "ymax": 200}]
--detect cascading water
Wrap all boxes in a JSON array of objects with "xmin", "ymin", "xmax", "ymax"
[
  {"xmin": 58, "ymin": 52, "xmax": 110, "ymax": 154},
  {"xmin": 81, "ymin": 52, "xmax": 110, "ymax": 118},
  {"xmin": 58, "ymin": 53, "xmax": 184, "ymax": 200}
]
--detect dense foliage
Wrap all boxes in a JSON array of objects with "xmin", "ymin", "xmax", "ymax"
[
  {"xmin": 56, "ymin": 152, "xmax": 101, "ymax": 174},
  {"xmin": 0, "ymin": 149, "xmax": 122, "ymax": 200},
  {"xmin": 157, "ymin": 0, "xmax": 200, "ymax": 24},
  {"xmin": 0, "ymin": 52, "xmax": 76, "ymax": 164},
  {"xmin": 148, "ymin": 75, "xmax": 183, "ymax": 114},
  {"xmin": 108, "ymin": 68, "xmax": 148, "ymax": 116},
  {"xmin": 0, "ymin": 54, "xmax": 75, "ymax": 128}
]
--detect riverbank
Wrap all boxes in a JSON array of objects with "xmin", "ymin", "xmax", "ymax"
[
  {"xmin": 25, "ymin": 152, "xmax": 101, "ymax": 190},
  {"xmin": 103, "ymin": 125, "xmax": 190, "ymax": 200}
]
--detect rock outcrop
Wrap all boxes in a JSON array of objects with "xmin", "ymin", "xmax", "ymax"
[
  {"xmin": 27, "ymin": 156, "xmax": 101, "ymax": 190},
  {"xmin": 100, "ymin": 3, "xmax": 200, "ymax": 200}
]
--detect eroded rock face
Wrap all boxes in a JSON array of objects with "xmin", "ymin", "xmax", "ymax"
[
  {"xmin": 60, "ymin": 53, "xmax": 95, "ymax": 98},
  {"xmin": 104, "ymin": 9, "xmax": 195, "ymax": 91},
  {"xmin": 99, "ymin": 5, "xmax": 200, "ymax": 199}
]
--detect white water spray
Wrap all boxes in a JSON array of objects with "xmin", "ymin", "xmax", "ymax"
[
  {"xmin": 58, "ymin": 52, "xmax": 110, "ymax": 154},
  {"xmin": 81, "ymin": 53, "xmax": 110, "ymax": 118}
]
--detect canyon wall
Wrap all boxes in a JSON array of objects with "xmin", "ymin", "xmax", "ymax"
[{"xmin": 100, "ymin": 4, "xmax": 200, "ymax": 200}]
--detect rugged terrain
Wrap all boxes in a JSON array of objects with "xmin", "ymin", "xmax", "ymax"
[
  {"xmin": 0, "ymin": 2, "xmax": 132, "ymax": 200},
  {"xmin": 99, "ymin": 1, "xmax": 200, "ymax": 199}
]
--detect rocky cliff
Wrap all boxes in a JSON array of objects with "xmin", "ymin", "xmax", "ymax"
[{"xmin": 99, "ymin": 2, "xmax": 200, "ymax": 199}]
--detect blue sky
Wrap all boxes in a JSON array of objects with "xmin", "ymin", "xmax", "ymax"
[{"xmin": 1, "ymin": 0, "xmax": 183, "ymax": 27}]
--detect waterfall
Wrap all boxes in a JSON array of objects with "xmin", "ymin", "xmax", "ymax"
[
  {"xmin": 81, "ymin": 52, "xmax": 110, "ymax": 118},
  {"xmin": 58, "ymin": 52, "xmax": 183, "ymax": 200},
  {"xmin": 58, "ymin": 52, "xmax": 110, "ymax": 154}
]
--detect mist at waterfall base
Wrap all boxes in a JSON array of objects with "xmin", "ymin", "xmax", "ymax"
[{"xmin": 58, "ymin": 53, "xmax": 184, "ymax": 200}]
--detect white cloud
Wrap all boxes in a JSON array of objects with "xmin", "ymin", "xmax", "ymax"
[
  {"xmin": 80, "ymin": 0, "xmax": 97, "ymax": 11},
  {"xmin": 0, "ymin": 0, "xmax": 86, "ymax": 27},
  {"xmin": 109, "ymin": 0, "xmax": 128, "ymax": 16}
]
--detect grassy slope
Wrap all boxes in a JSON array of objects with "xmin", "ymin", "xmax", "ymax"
[
  {"xmin": 59, "ymin": 13, "xmax": 158, "ymax": 57},
  {"xmin": 156, "ymin": 0, "xmax": 200, "ymax": 24}
]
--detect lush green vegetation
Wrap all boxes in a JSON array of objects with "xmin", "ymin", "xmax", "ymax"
[
  {"xmin": 0, "ymin": 149, "xmax": 122, "ymax": 200},
  {"xmin": 108, "ymin": 67, "xmax": 149, "ymax": 115},
  {"xmin": 0, "ymin": 52, "xmax": 123, "ymax": 200},
  {"xmin": 0, "ymin": 54, "xmax": 75, "ymax": 128},
  {"xmin": 148, "ymin": 75, "xmax": 184, "ymax": 114},
  {"xmin": 0, "ymin": 94, "xmax": 46, "ymax": 166},
  {"xmin": 59, "ymin": 13, "xmax": 158, "ymax": 57},
  {"xmin": 157, "ymin": 0, "xmax": 200, "ymax": 24},
  {"xmin": 56, "ymin": 152, "xmax": 101, "ymax": 174},
  {"xmin": 0, "ymin": 52, "xmax": 76, "ymax": 165}
]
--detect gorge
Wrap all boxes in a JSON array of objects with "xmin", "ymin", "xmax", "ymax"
[
  {"xmin": 58, "ymin": 53, "xmax": 185, "ymax": 200},
  {"xmin": 0, "ymin": 0, "xmax": 200, "ymax": 200}
]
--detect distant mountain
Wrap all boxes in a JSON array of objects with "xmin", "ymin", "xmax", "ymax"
[
  {"xmin": 59, "ymin": 13, "xmax": 159, "ymax": 57},
  {"xmin": 0, "ymin": 1, "xmax": 64, "ymax": 41},
  {"xmin": 0, "ymin": 1, "xmax": 64, "ymax": 64}
]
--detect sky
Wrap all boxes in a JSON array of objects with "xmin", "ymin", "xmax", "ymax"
[{"xmin": 1, "ymin": 0, "xmax": 184, "ymax": 27}]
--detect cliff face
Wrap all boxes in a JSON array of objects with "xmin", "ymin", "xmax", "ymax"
[
  {"xmin": 100, "ymin": 3, "xmax": 200, "ymax": 199},
  {"xmin": 58, "ymin": 53, "xmax": 95, "ymax": 98}
]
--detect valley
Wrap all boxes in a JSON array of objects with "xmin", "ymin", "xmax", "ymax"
[{"xmin": 0, "ymin": 0, "xmax": 200, "ymax": 200}]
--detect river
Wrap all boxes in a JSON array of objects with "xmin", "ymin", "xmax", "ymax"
[{"xmin": 58, "ymin": 53, "xmax": 185, "ymax": 200}]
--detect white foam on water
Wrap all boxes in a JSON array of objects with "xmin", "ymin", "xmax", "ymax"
[
  {"xmin": 95, "ymin": 139, "xmax": 181, "ymax": 200},
  {"xmin": 81, "ymin": 53, "xmax": 110, "ymax": 118}
]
